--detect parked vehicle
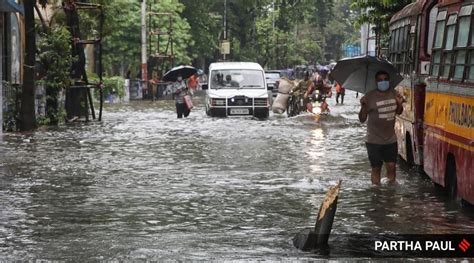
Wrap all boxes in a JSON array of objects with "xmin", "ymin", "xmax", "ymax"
[
  {"xmin": 390, "ymin": 0, "xmax": 474, "ymax": 205},
  {"xmin": 203, "ymin": 62, "xmax": 270, "ymax": 119},
  {"xmin": 265, "ymin": 70, "xmax": 282, "ymax": 97}
]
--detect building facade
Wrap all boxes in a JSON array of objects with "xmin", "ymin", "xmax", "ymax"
[{"xmin": 1, "ymin": 0, "xmax": 24, "ymax": 134}]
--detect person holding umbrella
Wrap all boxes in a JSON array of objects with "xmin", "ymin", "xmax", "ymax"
[
  {"xmin": 359, "ymin": 70, "xmax": 404, "ymax": 185},
  {"xmin": 330, "ymin": 56, "xmax": 405, "ymax": 185},
  {"xmin": 172, "ymin": 74, "xmax": 191, "ymax": 118},
  {"xmin": 163, "ymin": 65, "xmax": 198, "ymax": 119}
]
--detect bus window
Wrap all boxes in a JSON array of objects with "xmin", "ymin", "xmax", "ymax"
[
  {"xmin": 394, "ymin": 28, "xmax": 400, "ymax": 53},
  {"xmin": 432, "ymin": 51, "xmax": 442, "ymax": 76},
  {"xmin": 454, "ymin": 50, "xmax": 467, "ymax": 79},
  {"xmin": 468, "ymin": 52, "xmax": 474, "ymax": 81},
  {"xmin": 445, "ymin": 15, "xmax": 457, "ymax": 50},
  {"xmin": 472, "ymin": 18, "xmax": 474, "ymax": 45},
  {"xmin": 442, "ymin": 53, "xmax": 452, "ymax": 78},
  {"xmin": 453, "ymin": 5, "xmax": 472, "ymax": 80},
  {"xmin": 427, "ymin": 6, "xmax": 439, "ymax": 55},
  {"xmin": 456, "ymin": 6, "xmax": 471, "ymax": 48},
  {"xmin": 441, "ymin": 15, "xmax": 457, "ymax": 78},
  {"xmin": 390, "ymin": 30, "xmax": 396, "ymax": 52},
  {"xmin": 434, "ymin": 11, "xmax": 447, "ymax": 48}
]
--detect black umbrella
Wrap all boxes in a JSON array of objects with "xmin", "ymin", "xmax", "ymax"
[
  {"xmin": 329, "ymin": 55, "xmax": 403, "ymax": 94},
  {"xmin": 162, "ymin": 65, "xmax": 197, "ymax": 82}
]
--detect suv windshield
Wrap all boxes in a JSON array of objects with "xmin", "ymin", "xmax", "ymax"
[{"xmin": 211, "ymin": 69, "xmax": 264, "ymax": 89}]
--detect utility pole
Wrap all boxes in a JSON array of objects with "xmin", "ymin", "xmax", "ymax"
[
  {"xmin": 21, "ymin": 0, "xmax": 37, "ymax": 131},
  {"xmin": 141, "ymin": 0, "xmax": 147, "ymax": 96},
  {"xmin": 223, "ymin": 0, "xmax": 227, "ymax": 61}
]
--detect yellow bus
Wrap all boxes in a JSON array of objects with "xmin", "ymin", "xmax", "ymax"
[{"xmin": 390, "ymin": 0, "xmax": 473, "ymax": 205}]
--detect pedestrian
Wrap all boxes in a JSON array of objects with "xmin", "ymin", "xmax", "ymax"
[
  {"xmin": 187, "ymin": 73, "xmax": 199, "ymax": 91},
  {"xmin": 149, "ymin": 71, "xmax": 160, "ymax": 101},
  {"xmin": 359, "ymin": 71, "xmax": 404, "ymax": 185},
  {"xmin": 173, "ymin": 74, "xmax": 191, "ymax": 118},
  {"xmin": 335, "ymin": 81, "xmax": 345, "ymax": 104}
]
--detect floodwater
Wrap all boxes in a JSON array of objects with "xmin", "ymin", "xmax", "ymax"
[{"xmin": 1, "ymin": 91, "xmax": 473, "ymax": 260}]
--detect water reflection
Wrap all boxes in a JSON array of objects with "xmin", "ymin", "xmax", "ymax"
[{"xmin": 0, "ymin": 91, "xmax": 473, "ymax": 260}]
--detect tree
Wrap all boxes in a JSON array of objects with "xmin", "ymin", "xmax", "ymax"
[
  {"xmin": 20, "ymin": 0, "xmax": 37, "ymax": 131},
  {"xmin": 180, "ymin": 0, "xmax": 221, "ymax": 68},
  {"xmin": 37, "ymin": 26, "xmax": 72, "ymax": 125},
  {"xmin": 351, "ymin": 0, "xmax": 414, "ymax": 37}
]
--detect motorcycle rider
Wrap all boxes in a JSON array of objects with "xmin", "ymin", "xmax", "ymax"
[
  {"xmin": 290, "ymin": 71, "xmax": 312, "ymax": 113},
  {"xmin": 304, "ymin": 70, "xmax": 331, "ymax": 113}
]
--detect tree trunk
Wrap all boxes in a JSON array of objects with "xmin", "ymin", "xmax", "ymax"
[{"xmin": 20, "ymin": 0, "xmax": 37, "ymax": 131}]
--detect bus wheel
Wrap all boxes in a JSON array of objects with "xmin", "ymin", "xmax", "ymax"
[
  {"xmin": 406, "ymin": 133, "xmax": 414, "ymax": 167},
  {"xmin": 444, "ymin": 155, "xmax": 457, "ymax": 200}
]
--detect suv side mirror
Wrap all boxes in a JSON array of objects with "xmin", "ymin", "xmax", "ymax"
[
  {"xmin": 266, "ymin": 83, "xmax": 273, "ymax": 90},
  {"xmin": 201, "ymin": 83, "xmax": 209, "ymax": 90}
]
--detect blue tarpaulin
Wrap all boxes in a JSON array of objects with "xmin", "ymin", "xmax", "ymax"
[{"xmin": 0, "ymin": 0, "xmax": 24, "ymax": 15}]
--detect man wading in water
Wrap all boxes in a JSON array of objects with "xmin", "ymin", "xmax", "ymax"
[{"xmin": 359, "ymin": 71, "xmax": 404, "ymax": 185}]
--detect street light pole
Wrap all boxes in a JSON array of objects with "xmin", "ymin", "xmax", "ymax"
[
  {"xmin": 141, "ymin": 0, "xmax": 147, "ymax": 95},
  {"xmin": 223, "ymin": 0, "xmax": 227, "ymax": 61}
]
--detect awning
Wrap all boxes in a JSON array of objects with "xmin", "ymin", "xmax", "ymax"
[{"xmin": 0, "ymin": 0, "xmax": 25, "ymax": 15}]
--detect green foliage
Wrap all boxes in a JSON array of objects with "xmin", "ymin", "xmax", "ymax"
[
  {"xmin": 102, "ymin": 76, "xmax": 126, "ymax": 99},
  {"xmin": 148, "ymin": 0, "xmax": 194, "ymax": 65},
  {"xmin": 180, "ymin": 0, "xmax": 222, "ymax": 63},
  {"xmin": 350, "ymin": 0, "xmax": 414, "ymax": 36},
  {"xmin": 90, "ymin": 74, "xmax": 126, "ymax": 99},
  {"xmin": 39, "ymin": 0, "xmax": 360, "ymax": 79},
  {"xmin": 37, "ymin": 25, "xmax": 72, "ymax": 90},
  {"xmin": 37, "ymin": 25, "xmax": 72, "ymax": 126}
]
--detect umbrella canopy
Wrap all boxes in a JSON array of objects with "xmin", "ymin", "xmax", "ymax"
[
  {"xmin": 329, "ymin": 56, "xmax": 403, "ymax": 94},
  {"xmin": 162, "ymin": 65, "xmax": 197, "ymax": 82}
]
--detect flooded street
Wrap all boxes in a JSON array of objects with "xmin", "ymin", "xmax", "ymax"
[{"xmin": 1, "ymin": 91, "xmax": 473, "ymax": 260}]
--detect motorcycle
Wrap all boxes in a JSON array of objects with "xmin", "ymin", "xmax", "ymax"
[
  {"xmin": 307, "ymin": 89, "xmax": 330, "ymax": 115},
  {"xmin": 286, "ymin": 91, "xmax": 306, "ymax": 117}
]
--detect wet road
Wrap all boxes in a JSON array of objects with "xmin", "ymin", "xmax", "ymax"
[{"xmin": 1, "ymin": 91, "xmax": 473, "ymax": 260}]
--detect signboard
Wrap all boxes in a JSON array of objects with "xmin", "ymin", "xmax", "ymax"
[{"xmin": 220, "ymin": 40, "xmax": 230, "ymax": 55}]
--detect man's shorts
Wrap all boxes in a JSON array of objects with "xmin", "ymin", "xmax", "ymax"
[{"xmin": 365, "ymin": 142, "xmax": 398, "ymax": 168}]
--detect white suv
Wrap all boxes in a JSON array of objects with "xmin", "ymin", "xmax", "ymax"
[{"xmin": 203, "ymin": 62, "xmax": 270, "ymax": 119}]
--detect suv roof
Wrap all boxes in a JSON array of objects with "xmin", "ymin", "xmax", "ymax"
[{"xmin": 209, "ymin": 62, "xmax": 263, "ymax": 71}]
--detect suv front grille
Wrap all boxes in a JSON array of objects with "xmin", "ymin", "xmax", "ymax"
[{"xmin": 228, "ymin": 96, "xmax": 253, "ymax": 106}]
